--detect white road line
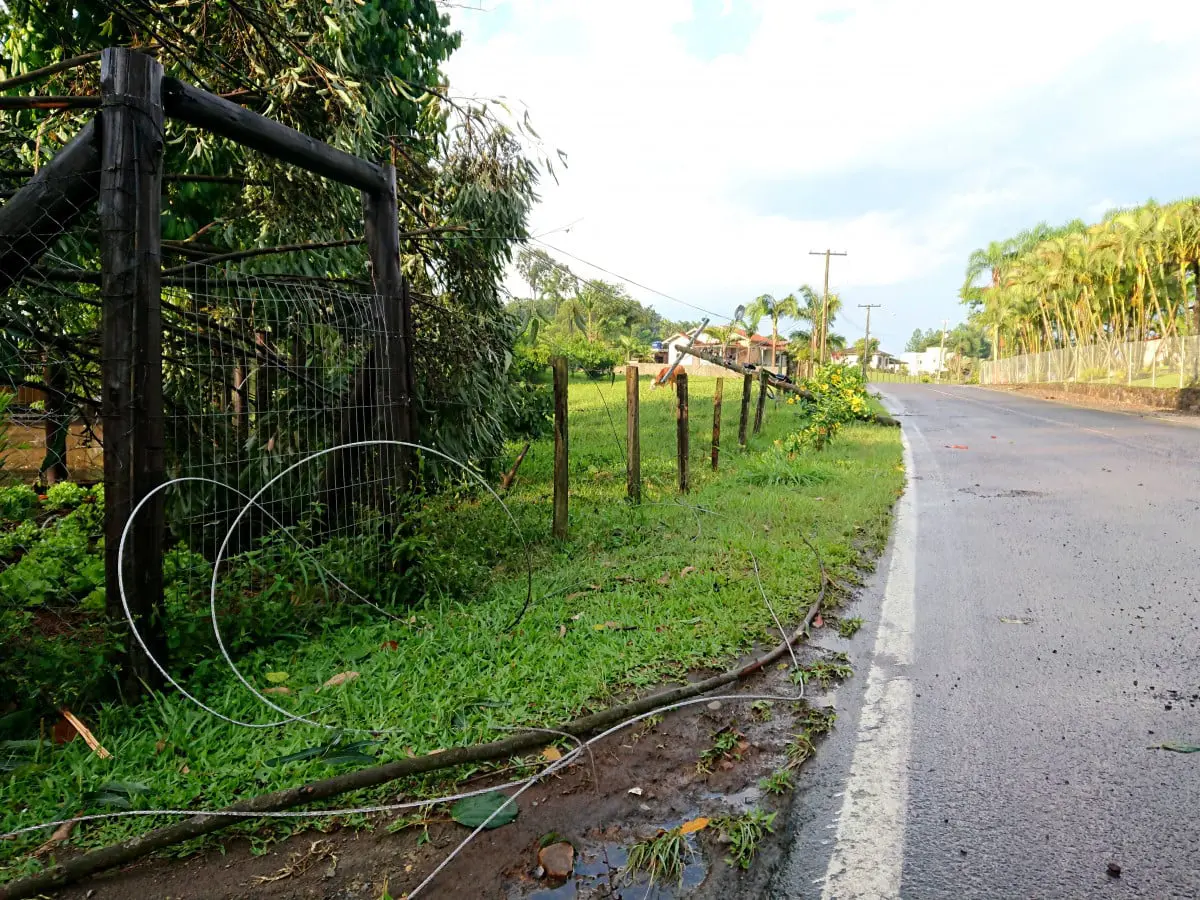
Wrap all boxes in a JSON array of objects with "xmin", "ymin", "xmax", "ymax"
[{"xmin": 819, "ymin": 427, "xmax": 917, "ymax": 900}]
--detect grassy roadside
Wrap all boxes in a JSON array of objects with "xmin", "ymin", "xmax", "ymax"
[{"xmin": 0, "ymin": 373, "xmax": 903, "ymax": 881}]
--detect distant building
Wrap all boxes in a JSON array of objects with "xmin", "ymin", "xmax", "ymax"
[
  {"xmin": 664, "ymin": 329, "xmax": 788, "ymax": 372},
  {"xmin": 836, "ymin": 350, "xmax": 901, "ymax": 370},
  {"xmin": 899, "ymin": 346, "xmax": 953, "ymax": 375}
]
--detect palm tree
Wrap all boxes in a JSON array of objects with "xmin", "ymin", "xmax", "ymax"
[
  {"xmin": 747, "ymin": 292, "xmax": 799, "ymax": 369},
  {"xmin": 705, "ymin": 324, "xmax": 737, "ymax": 359}
]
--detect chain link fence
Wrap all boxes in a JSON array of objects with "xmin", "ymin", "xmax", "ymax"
[{"xmin": 979, "ymin": 337, "xmax": 1200, "ymax": 388}]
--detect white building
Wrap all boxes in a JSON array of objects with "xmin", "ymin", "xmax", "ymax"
[
  {"xmin": 839, "ymin": 350, "xmax": 901, "ymax": 370},
  {"xmin": 899, "ymin": 346, "xmax": 953, "ymax": 375}
]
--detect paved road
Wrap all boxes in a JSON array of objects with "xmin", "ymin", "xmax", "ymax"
[{"xmin": 773, "ymin": 384, "xmax": 1200, "ymax": 900}]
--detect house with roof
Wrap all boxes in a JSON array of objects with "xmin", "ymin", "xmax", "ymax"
[
  {"xmin": 836, "ymin": 349, "xmax": 902, "ymax": 371},
  {"xmin": 663, "ymin": 329, "xmax": 789, "ymax": 373}
]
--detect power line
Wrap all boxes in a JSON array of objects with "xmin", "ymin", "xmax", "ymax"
[{"xmin": 533, "ymin": 239, "xmax": 734, "ymax": 323}]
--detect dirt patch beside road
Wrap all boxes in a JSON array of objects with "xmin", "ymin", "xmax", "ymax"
[{"xmin": 57, "ymin": 645, "xmax": 849, "ymax": 900}]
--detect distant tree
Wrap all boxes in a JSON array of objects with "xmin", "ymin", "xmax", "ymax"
[
  {"xmin": 747, "ymin": 293, "xmax": 800, "ymax": 368},
  {"xmin": 851, "ymin": 336, "xmax": 881, "ymax": 359}
]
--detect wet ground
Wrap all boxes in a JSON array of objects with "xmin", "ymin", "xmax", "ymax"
[{"xmin": 57, "ymin": 631, "xmax": 862, "ymax": 899}]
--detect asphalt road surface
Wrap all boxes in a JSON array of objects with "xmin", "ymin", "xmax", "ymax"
[{"xmin": 772, "ymin": 384, "xmax": 1200, "ymax": 900}]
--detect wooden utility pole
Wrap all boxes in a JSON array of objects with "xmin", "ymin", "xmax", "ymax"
[
  {"xmin": 809, "ymin": 249, "xmax": 848, "ymax": 364},
  {"xmin": 858, "ymin": 303, "xmax": 881, "ymax": 376},
  {"xmin": 625, "ymin": 364, "xmax": 641, "ymax": 503}
]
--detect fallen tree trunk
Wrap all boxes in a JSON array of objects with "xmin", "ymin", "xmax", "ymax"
[{"xmin": 0, "ymin": 594, "xmax": 826, "ymax": 900}]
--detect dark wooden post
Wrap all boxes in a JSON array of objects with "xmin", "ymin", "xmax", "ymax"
[
  {"xmin": 711, "ymin": 377, "xmax": 724, "ymax": 471},
  {"xmin": 552, "ymin": 356, "xmax": 568, "ymax": 539},
  {"xmin": 753, "ymin": 369, "xmax": 768, "ymax": 435},
  {"xmin": 738, "ymin": 372, "xmax": 753, "ymax": 447},
  {"xmin": 99, "ymin": 48, "xmax": 166, "ymax": 690},
  {"xmin": 676, "ymin": 372, "xmax": 689, "ymax": 493},
  {"xmin": 363, "ymin": 163, "xmax": 414, "ymax": 486},
  {"xmin": 626, "ymin": 364, "xmax": 641, "ymax": 503},
  {"xmin": 42, "ymin": 360, "xmax": 70, "ymax": 484}
]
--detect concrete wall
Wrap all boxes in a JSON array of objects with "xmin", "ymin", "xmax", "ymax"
[{"xmin": 1002, "ymin": 381, "xmax": 1200, "ymax": 412}]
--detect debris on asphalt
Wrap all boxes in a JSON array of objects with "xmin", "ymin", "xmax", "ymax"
[
  {"xmin": 1107, "ymin": 862, "xmax": 1122, "ymax": 878},
  {"xmin": 1150, "ymin": 742, "xmax": 1200, "ymax": 753},
  {"xmin": 944, "ymin": 444, "xmax": 969, "ymax": 450},
  {"xmin": 999, "ymin": 616, "xmax": 1033, "ymax": 625}
]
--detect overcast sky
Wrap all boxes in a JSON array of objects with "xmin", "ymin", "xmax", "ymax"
[{"xmin": 444, "ymin": 0, "xmax": 1200, "ymax": 352}]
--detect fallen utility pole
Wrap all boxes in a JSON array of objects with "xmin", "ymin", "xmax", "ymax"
[
  {"xmin": 680, "ymin": 346, "xmax": 899, "ymax": 427},
  {"xmin": 657, "ymin": 318, "xmax": 710, "ymax": 385}
]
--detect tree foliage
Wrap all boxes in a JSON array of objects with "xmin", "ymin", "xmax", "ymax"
[
  {"xmin": 962, "ymin": 198, "xmax": 1200, "ymax": 357},
  {"xmin": 1, "ymin": 0, "xmax": 548, "ymax": 483}
]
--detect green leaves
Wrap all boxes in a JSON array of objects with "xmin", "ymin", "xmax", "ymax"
[
  {"xmin": 1156, "ymin": 742, "xmax": 1200, "ymax": 753},
  {"xmin": 450, "ymin": 791, "xmax": 518, "ymax": 830}
]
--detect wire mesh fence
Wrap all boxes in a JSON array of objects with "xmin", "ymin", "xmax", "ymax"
[
  {"xmin": 0, "ymin": 77, "xmax": 497, "ymax": 710},
  {"xmin": 979, "ymin": 337, "xmax": 1200, "ymax": 388}
]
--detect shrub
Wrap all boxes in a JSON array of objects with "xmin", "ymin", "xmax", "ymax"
[
  {"xmin": 43, "ymin": 481, "xmax": 88, "ymax": 511},
  {"xmin": 501, "ymin": 345, "xmax": 554, "ymax": 440},
  {"xmin": 778, "ymin": 364, "xmax": 869, "ymax": 451},
  {"xmin": 556, "ymin": 337, "xmax": 622, "ymax": 380},
  {"xmin": 0, "ymin": 484, "xmax": 38, "ymax": 522}
]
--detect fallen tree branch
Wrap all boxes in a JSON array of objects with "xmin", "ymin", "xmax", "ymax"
[
  {"xmin": 0, "ymin": 589, "xmax": 827, "ymax": 899},
  {"xmin": 499, "ymin": 442, "xmax": 530, "ymax": 493}
]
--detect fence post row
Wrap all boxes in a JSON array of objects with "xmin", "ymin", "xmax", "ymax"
[
  {"xmin": 711, "ymin": 377, "xmax": 723, "ymax": 471},
  {"xmin": 753, "ymin": 369, "xmax": 768, "ymax": 435},
  {"xmin": 676, "ymin": 372, "xmax": 689, "ymax": 493},
  {"xmin": 626, "ymin": 364, "xmax": 641, "ymax": 503},
  {"xmin": 738, "ymin": 371, "xmax": 753, "ymax": 447},
  {"xmin": 552, "ymin": 356, "xmax": 569, "ymax": 539},
  {"xmin": 98, "ymin": 48, "xmax": 167, "ymax": 690}
]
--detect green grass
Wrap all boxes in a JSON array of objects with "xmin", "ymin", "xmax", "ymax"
[
  {"xmin": 758, "ymin": 769, "xmax": 794, "ymax": 795},
  {"xmin": 0, "ymin": 373, "xmax": 903, "ymax": 880},
  {"xmin": 625, "ymin": 825, "xmax": 694, "ymax": 885},
  {"xmin": 714, "ymin": 808, "xmax": 777, "ymax": 869}
]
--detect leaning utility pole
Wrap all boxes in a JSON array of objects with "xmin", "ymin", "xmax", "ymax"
[
  {"xmin": 809, "ymin": 249, "xmax": 848, "ymax": 364},
  {"xmin": 858, "ymin": 303, "xmax": 881, "ymax": 376},
  {"xmin": 936, "ymin": 319, "xmax": 948, "ymax": 383}
]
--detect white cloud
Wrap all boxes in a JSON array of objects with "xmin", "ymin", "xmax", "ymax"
[{"xmin": 445, "ymin": 0, "xmax": 1200, "ymax": 338}]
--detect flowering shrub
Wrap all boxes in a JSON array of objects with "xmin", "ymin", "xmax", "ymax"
[{"xmin": 777, "ymin": 364, "xmax": 870, "ymax": 451}]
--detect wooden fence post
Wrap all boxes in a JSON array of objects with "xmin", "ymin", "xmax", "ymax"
[
  {"xmin": 362, "ymin": 163, "xmax": 415, "ymax": 487},
  {"xmin": 676, "ymin": 373, "xmax": 689, "ymax": 492},
  {"xmin": 711, "ymin": 377, "xmax": 724, "ymax": 471},
  {"xmin": 753, "ymin": 369, "xmax": 768, "ymax": 435},
  {"xmin": 99, "ymin": 48, "xmax": 166, "ymax": 691},
  {"xmin": 626, "ymin": 364, "xmax": 641, "ymax": 503},
  {"xmin": 738, "ymin": 372, "xmax": 752, "ymax": 447},
  {"xmin": 552, "ymin": 356, "xmax": 569, "ymax": 539}
]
